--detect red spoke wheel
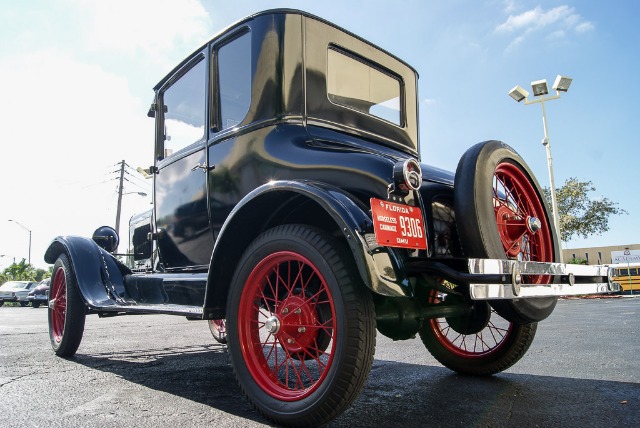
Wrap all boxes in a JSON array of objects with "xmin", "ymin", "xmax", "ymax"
[
  {"xmin": 208, "ymin": 319, "xmax": 227, "ymax": 344},
  {"xmin": 48, "ymin": 254, "xmax": 86, "ymax": 357},
  {"xmin": 419, "ymin": 290, "xmax": 537, "ymax": 375},
  {"xmin": 226, "ymin": 225, "xmax": 375, "ymax": 426},
  {"xmin": 454, "ymin": 141, "xmax": 559, "ymax": 324},
  {"xmin": 493, "ymin": 162, "xmax": 554, "ymax": 270}
]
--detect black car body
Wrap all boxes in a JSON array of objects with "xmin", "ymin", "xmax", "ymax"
[{"xmin": 44, "ymin": 9, "xmax": 616, "ymax": 427}]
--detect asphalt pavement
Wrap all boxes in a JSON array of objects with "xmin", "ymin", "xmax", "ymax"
[{"xmin": 1, "ymin": 297, "xmax": 638, "ymax": 427}]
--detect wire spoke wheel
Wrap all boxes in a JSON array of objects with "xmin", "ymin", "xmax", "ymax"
[
  {"xmin": 48, "ymin": 254, "xmax": 86, "ymax": 357},
  {"xmin": 494, "ymin": 162, "xmax": 554, "ymax": 283},
  {"xmin": 454, "ymin": 141, "xmax": 559, "ymax": 324},
  {"xmin": 50, "ymin": 267, "xmax": 68, "ymax": 345},
  {"xmin": 420, "ymin": 290, "xmax": 536, "ymax": 375},
  {"xmin": 208, "ymin": 319, "xmax": 227, "ymax": 344},
  {"xmin": 226, "ymin": 225, "xmax": 375, "ymax": 426},
  {"xmin": 238, "ymin": 252, "xmax": 336, "ymax": 400}
]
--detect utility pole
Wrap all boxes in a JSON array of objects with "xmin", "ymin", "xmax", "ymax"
[{"xmin": 115, "ymin": 160, "xmax": 125, "ymax": 234}]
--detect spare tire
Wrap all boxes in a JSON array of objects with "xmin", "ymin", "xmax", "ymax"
[{"xmin": 454, "ymin": 141, "xmax": 559, "ymax": 324}]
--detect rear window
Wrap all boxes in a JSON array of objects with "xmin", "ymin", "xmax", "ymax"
[{"xmin": 327, "ymin": 48, "xmax": 402, "ymax": 126}]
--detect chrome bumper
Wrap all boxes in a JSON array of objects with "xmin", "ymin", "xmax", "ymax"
[{"xmin": 467, "ymin": 259, "xmax": 619, "ymax": 300}]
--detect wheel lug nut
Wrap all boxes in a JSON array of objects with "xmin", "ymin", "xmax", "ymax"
[
  {"xmin": 282, "ymin": 307, "xmax": 289, "ymax": 314},
  {"xmin": 287, "ymin": 338, "xmax": 294, "ymax": 344},
  {"xmin": 298, "ymin": 327, "xmax": 306, "ymax": 333},
  {"xmin": 293, "ymin": 308, "xmax": 302, "ymax": 314}
]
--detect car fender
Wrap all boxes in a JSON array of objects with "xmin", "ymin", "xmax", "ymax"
[
  {"xmin": 203, "ymin": 180, "xmax": 411, "ymax": 319},
  {"xmin": 44, "ymin": 236, "xmax": 130, "ymax": 310}
]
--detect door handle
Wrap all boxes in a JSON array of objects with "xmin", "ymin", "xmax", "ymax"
[{"xmin": 191, "ymin": 163, "xmax": 214, "ymax": 172}]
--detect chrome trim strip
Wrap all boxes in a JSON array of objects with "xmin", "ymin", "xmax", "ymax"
[{"xmin": 92, "ymin": 304, "xmax": 204, "ymax": 317}]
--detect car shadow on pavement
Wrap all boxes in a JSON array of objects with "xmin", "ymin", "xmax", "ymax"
[
  {"xmin": 329, "ymin": 359, "xmax": 640, "ymax": 427},
  {"xmin": 72, "ymin": 343, "xmax": 270, "ymax": 425},
  {"xmin": 71, "ymin": 346, "xmax": 640, "ymax": 427}
]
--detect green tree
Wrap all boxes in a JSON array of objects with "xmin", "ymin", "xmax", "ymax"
[
  {"xmin": 544, "ymin": 177, "xmax": 627, "ymax": 242},
  {"xmin": 1, "ymin": 259, "xmax": 37, "ymax": 282}
]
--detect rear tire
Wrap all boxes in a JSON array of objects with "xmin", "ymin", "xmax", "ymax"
[
  {"xmin": 226, "ymin": 224, "xmax": 376, "ymax": 427},
  {"xmin": 454, "ymin": 141, "xmax": 559, "ymax": 324},
  {"xmin": 49, "ymin": 254, "xmax": 86, "ymax": 357},
  {"xmin": 419, "ymin": 290, "xmax": 537, "ymax": 375},
  {"xmin": 32, "ymin": 302, "xmax": 41, "ymax": 309}
]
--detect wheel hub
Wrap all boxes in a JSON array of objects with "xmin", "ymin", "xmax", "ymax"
[
  {"xmin": 527, "ymin": 216, "xmax": 541, "ymax": 233},
  {"xmin": 495, "ymin": 207, "xmax": 543, "ymax": 258},
  {"xmin": 276, "ymin": 294, "xmax": 319, "ymax": 354},
  {"xmin": 446, "ymin": 300, "xmax": 491, "ymax": 335},
  {"xmin": 264, "ymin": 315, "xmax": 281, "ymax": 334}
]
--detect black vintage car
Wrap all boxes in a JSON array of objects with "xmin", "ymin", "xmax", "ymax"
[{"xmin": 44, "ymin": 9, "xmax": 616, "ymax": 427}]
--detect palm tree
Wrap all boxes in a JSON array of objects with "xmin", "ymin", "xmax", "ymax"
[{"xmin": 1, "ymin": 259, "xmax": 37, "ymax": 282}]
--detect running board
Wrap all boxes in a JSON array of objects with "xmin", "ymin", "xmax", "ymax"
[
  {"xmin": 467, "ymin": 259, "xmax": 619, "ymax": 299},
  {"xmin": 91, "ymin": 304, "xmax": 204, "ymax": 318}
]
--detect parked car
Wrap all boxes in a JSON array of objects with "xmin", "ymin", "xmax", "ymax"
[
  {"xmin": 0, "ymin": 280, "xmax": 38, "ymax": 306},
  {"xmin": 28, "ymin": 279, "xmax": 50, "ymax": 308},
  {"xmin": 44, "ymin": 9, "xmax": 617, "ymax": 427}
]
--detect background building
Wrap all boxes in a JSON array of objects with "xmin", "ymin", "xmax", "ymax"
[{"xmin": 562, "ymin": 244, "xmax": 640, "ymax": 265}]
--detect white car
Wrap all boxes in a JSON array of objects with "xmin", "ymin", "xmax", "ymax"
[{"xmin": 0, "ymin": 281, "xmax": 38, "ymax": 307}]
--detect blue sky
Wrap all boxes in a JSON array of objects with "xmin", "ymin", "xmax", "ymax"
[{"xmin": 1, "ymin": 0, "xmax": 638, "ymax": 269}]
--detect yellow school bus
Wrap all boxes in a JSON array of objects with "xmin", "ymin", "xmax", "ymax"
[{"xmin": 610, "ymin": 262, "xmax": 640, "ymax": 294}]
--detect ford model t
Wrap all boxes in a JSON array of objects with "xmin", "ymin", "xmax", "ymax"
[{"xmin": 45, "ymin": 9, "xmax": 616, "ymax": 427}]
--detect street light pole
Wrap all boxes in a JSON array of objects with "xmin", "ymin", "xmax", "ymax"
[
  {"xmin": 508, "ymin": 75, "xmax": 572, "ymax": 263},
  {"xmin": 0, "ymin": 254, "xmax": 17, "ymax": 264},
  {"xmin": 539, "ymin": 99, "xmax": 561, "ymax": 251},
  {"xmin": 8, "ymin": 219, "xmax": 31, "ymax": 265}
]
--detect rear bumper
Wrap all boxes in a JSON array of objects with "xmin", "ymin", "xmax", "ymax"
[
  {"xmin": 467, "ymin": 259, "xmax": 618, "ymax": 299},
  {"xmin": 407, "ymin": 259, "xmax": 619, "ymax": 299}
]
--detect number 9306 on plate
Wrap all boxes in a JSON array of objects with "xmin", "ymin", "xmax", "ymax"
[{"xmin": 370, "ymin": 198, "xmax": 427, "ymax": 250}]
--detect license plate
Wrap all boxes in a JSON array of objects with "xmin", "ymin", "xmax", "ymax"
[{"xmin": 370, "ymin": 198, "xmax": 427, "ymax": 250}]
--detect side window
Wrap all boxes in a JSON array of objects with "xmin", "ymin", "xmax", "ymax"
[
  {"xmin": 217, "ymin": 31, "xmax": 251, "ymax": 130},
  {"xmin": 161, "ymin": 56, "xmax": 206, "ymax": 155},
  {"xmin": 327, "ymin": 48, "xmax": 402, "ymax": 126}
]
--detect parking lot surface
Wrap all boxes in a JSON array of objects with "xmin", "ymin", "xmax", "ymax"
[{"xmin": 1, "ymin": 297, "xmax": 638, "ymax": 427}]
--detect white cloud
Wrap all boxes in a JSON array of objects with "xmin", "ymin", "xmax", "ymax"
[
  {"xmin": 496, "ymin": 4, "xmax": 594, "ymax": 50},
  {"xmin": 496, "ymin": 6, "xmax": 574, "ymax": 33},
  {"xmin": 0, "ymin": 50, "xmax": 152, "ymax": 266},
  {"xmin": 504, "ymin": 35, "xmax": 525, "ymax": 53},
  {"xmin": 547, "ymin": 30, "xmax": 566, "ymax": 41},
  {"xmin": 0, "ymin": 1, "xmax": 217, "ymax": 266},
  {"xmin": 575, "ymin": 21, "xmax": 595, "ymax": 33},
  {"xmin": 71, "ymin": 0, "xmax": 211, "ymax": 62},
  {"xmin": 503, "ymin": 0, "xmax": 518, "ymax": 14}
]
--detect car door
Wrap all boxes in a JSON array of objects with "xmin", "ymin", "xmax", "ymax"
[{"xmin": 153, "ymin": 49, "xmax": 215, "ymax": 271}]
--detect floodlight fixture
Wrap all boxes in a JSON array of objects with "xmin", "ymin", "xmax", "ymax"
[
  {"xmin": 508, "ymin": 85, "xmax": 529, "ymax": 102},
  {"xmin": 552, "ymin": 75, "xmax": 572, "ymax": 92},
  {"xmin": 531, "ymin": 79, "xmax": 549, "ymax": 97}
]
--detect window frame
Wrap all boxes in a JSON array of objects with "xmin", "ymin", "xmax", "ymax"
[
  {"xmin": 326, "ymin": 45, "xmax": 405, "ymax": 127},
  {"xmin": 157, "ymin": 51, "xmax": 208, "ymax": 161},
  {"xmin": 210, "ymin": 27, "xmax": 252, "ymax": 134}
]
